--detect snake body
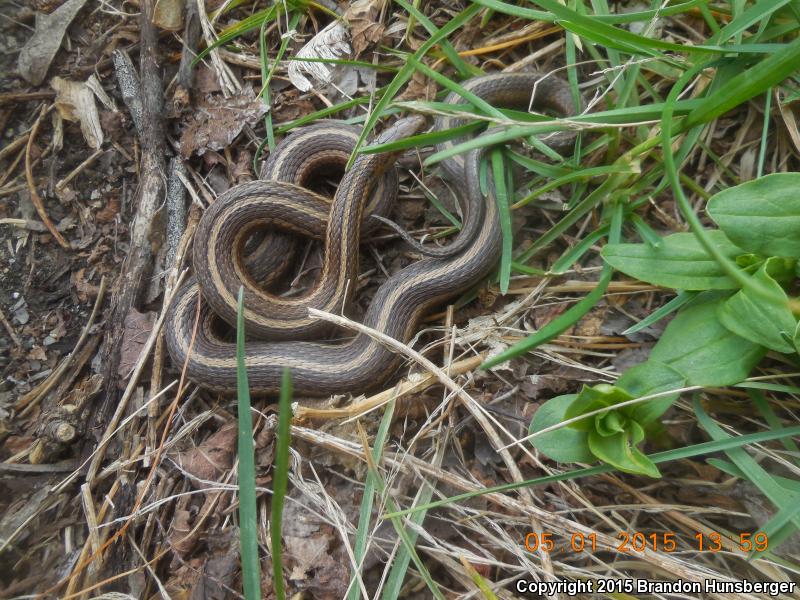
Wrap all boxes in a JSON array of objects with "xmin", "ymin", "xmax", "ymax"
[
  {"xmin": 244, "ymin": 123, "xmax": 398, "ymax": 285},
  {"xmin": 165, "ymin": 72, "xmax": 578, "ymax": 396}
]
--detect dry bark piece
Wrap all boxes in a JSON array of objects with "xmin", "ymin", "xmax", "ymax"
[
  {"xmin": 17, "ymin": 0, "xmax": 89, "ymax": 85},
  {"xmin": 117, "ymin": 309, "xmax": 156, "ymax": 377},
  {"xmin": 51, "ymin": 77, "xmax": 104, "ymax": 149}
]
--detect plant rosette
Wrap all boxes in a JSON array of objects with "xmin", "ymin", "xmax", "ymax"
[{"xmin": 530, "ymin": 172, "xmax": 800, "ymax": 478}]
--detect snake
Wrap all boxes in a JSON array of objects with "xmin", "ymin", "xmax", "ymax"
[
  {"xmin": 165, "ymin": 71, "xmax": 579, "ymax": 396},
  {"xmin": 243, "ymin": 123, "xmax": 399, "ymax": 286}
]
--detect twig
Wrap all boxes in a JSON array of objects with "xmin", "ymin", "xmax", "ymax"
[
  {"xmin": 86, "ymin": 270, "xmax": 187, "ymax": 483},
  {"xmin": 293, "ymin": 354, "xmax": 486, "ymax": 422},
  {"xmin": 88, "ymin": 0, "xmax": 168, "ymax": 456},
  {"xmin": 24, "ymin": 105, "xmax": 69, "ymax": 249},
  {"xmin": 0, "ymin": 90, "xmax": 55, "ymax": 106},
  {"xmin": 0, "ymin": 304, "xmax": 21, "ymax": 347},
  {"xmin": 55, "ymin": 148, "xmax": 104, "ymax": 191},
  {"xmin": 165, "ymin": 158, "xmax": 187, "ymax": 270},
  {"xmin": 177, "ymin": 0, "xmax": 201, "ymax": 90},
  {"xmin": 0, "ymin": 130, "xmax": 30, "ymax": 162},
  {"xmin": 15, "ymin": 277, "xmax": 107, "ymax": 415}
]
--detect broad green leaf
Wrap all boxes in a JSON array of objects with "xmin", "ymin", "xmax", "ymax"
[
  {"xmin": 528, "ymin": 394, "xmax": 593, "ymax": 463},
  {"xmin": 650, "ymin": 292, "xmax": 767, "ymax": 386},
  {"xmin": 616, "ymin": 360, "xmax": 686, "ymax": 424},
  {"xmin": 602, "ymin": 231, "xmax": 746, "ymax": 290},
  {"xmin": 707, "ymin": 173, "xmax": 800, "ymax": 258},
  {"xmin": 718, "ymin": 259, "xmax": 797, "ymax": 353},
  {"xmin": 588, "ymin": 424, "xmax": 661, "ymax": 478},
  {"xmin": 564, "ymin": 384, "xmax": 633, "ymax": 432}
]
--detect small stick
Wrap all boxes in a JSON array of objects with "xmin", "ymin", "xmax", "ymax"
[
  {"xmin": 294, "ymin": 354, "xmax": 486, "ymax": 422},
  {"xmin": 0, "ymin": 183, "xmax": 27, "ymax": 197},
  {"xmin": 0, "ymin": 144, "xmax": 26, "ymax": 187},
  {"xmin": 0, "ymin": 132, "xmax": 30, "ymax": 162},
  {"xmin": 0, "ymin": 304, "xmax": 21, "ymax": 346},
  {"xmin": 15, "ymin": 276, "xmax": 107, "ymax": 414},
  {"xmin": 112, "ymin": 49, "xmax": 144, "ymax": 137},
  {"xmin": 25, "ymin": 105, "xmax": 69, "ymax": 248},
  {"xmin": 55, "ymin": 148, "xmax": 104, "ymax": 191}
]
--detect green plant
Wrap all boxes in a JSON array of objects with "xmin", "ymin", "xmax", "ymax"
[
  {"xmin": 528, "ymin": 173, "xmax": 800, "ymax": 478},
  {"xmin": 236, "ymin": 285, "xmax": 293, "ymax": 600},
  {"xmin": 236, "ymin": 286, "xmax": 262, "ymax": 600}
]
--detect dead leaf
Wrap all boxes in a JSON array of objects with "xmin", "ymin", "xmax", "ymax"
[
  {"xmin": 153, "ymin": 0, "xmax": 184, "ymax": 31},
  {"xmin": 173, "ymin": 423, "xmax": 237, "ymax": 486},
  {"xmin": 95, "ymin": 197, "xmax": 120, "ymax": 223},
  {"xmin": 398, "ymin": 70, "xmax": 435, "ymax": 101},
  {"xmin": 51, "ymin": 77, "xmax": 104, "ymax": 149},
  {"xmin": 288, "ymin": 21, "xmax": 351, "ymax": 92},
  {"xmin": 118, "ymin": 309, "xmax": 155, "ymax": 376},
  {"xmin": 72, "ymin": 268, "xmax": 100, "ymax": 301},
  {"xmin": 179, "ymin": 89, "xmax": 266, "ymax": 157},
  {"xmin": 345, "ymin": 0, "xmax": 387, "ymax": 57},
  {"xmin": 17, "ymin": 0, "xmax": 89, "ymax": 85},
  {"xmin": 169, "ymin": 508, "xmax": 195, "ymax": 556}
]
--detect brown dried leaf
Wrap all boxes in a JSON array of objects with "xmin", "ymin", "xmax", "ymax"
[
  {"xmin": 117, "ymin": 309, "xmax": 155, "ymax": 377},
  {"xmin": 153, "ymin": 0, "xmax": 184, "ymax": 30},
  {"xmin": 169, "ymin": 508, "xmax": 195, "ymax": 556},
  {"xmin": 397, "ymin": 70, "xmax": 436, "ymax": 102},
  {"xmin": 71, "ymin": 268, "xmax": 100, "ymax": 301},
  {"xmin": 174, "ymin": 423, "xmax": 237, "ymax": 487},
  {"xmin": 345, "ymin": 0, "xmax": 387, "ymax": 57},
  {"xmin": 17, "ymin": 0, "xmax": 88, "ymax": 85},
  {"xmin": 95, "ymin": 197, "xmax": 119, "ymax": 223},
  {"xmin": 179, "ymin": 89, "xmax": 266, "ymax": 157},
  {"xmin": 51, "ymin": 77, "xmax": 104, "ymax": 149}
]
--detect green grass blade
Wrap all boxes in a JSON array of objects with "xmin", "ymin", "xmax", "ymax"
[
  {"xmin": 683, "ymin": 36, "xmax": 800, "ymax": 129},
  {"xmin": 482, "ymin": 201, "xmax": 623, "ymax": 369},
  {"xmin": 749, "ymin": 389, "xmax": 800, "ymax": 460},
  {"xmin": 345, "ymin": 3, "xmax": 482, "ymax": 170},
  {"xmin": 693, "ymin": 398, "xmax": 800, "ymax": 532},
  {"xmin": 621, "ymin": 291, "xmax": 696, "ymax": 335},
  {"xmin": 276, "ymin": 94, "xmax": 380, "ymax": 134},
  {"xmin": 491, "ymin": 148, "xmax": 513, "ymax": 294},
  {"xmin": 195, "ymin": 5, "xmax": 280, "ymax": 65},
  {"xmin": 360, "ymin": 121, "xmax": 483, "ymax": 154},
  {"xmin": 345, "ymin": 400, "xmax": 396, "ymax": 600},
  {"xmin": 236, "ymin": 286, "xmax": 262, "ymax": 600},
  {"xmin": 470, "ymin": 0, "xmax": 709, "ymax": 24},
  {"xmin": 512, "ymin": 164, "xmax": 635, "ymax": 209},
  {"xmin": 268, "ymin": 368, "xmax": 293, "ymax": 600},
  {"xmin": 393, "ymin": 0, "xmax": 476, "ymax": 78},
  {"xmin": 549, "ymin": 225, "xmax": 609, "ymax": 275}
]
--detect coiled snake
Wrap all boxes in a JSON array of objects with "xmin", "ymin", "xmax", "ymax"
[{"xmin": 164, "ymin": 72, "xmax": 578, "ymax": 395}]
